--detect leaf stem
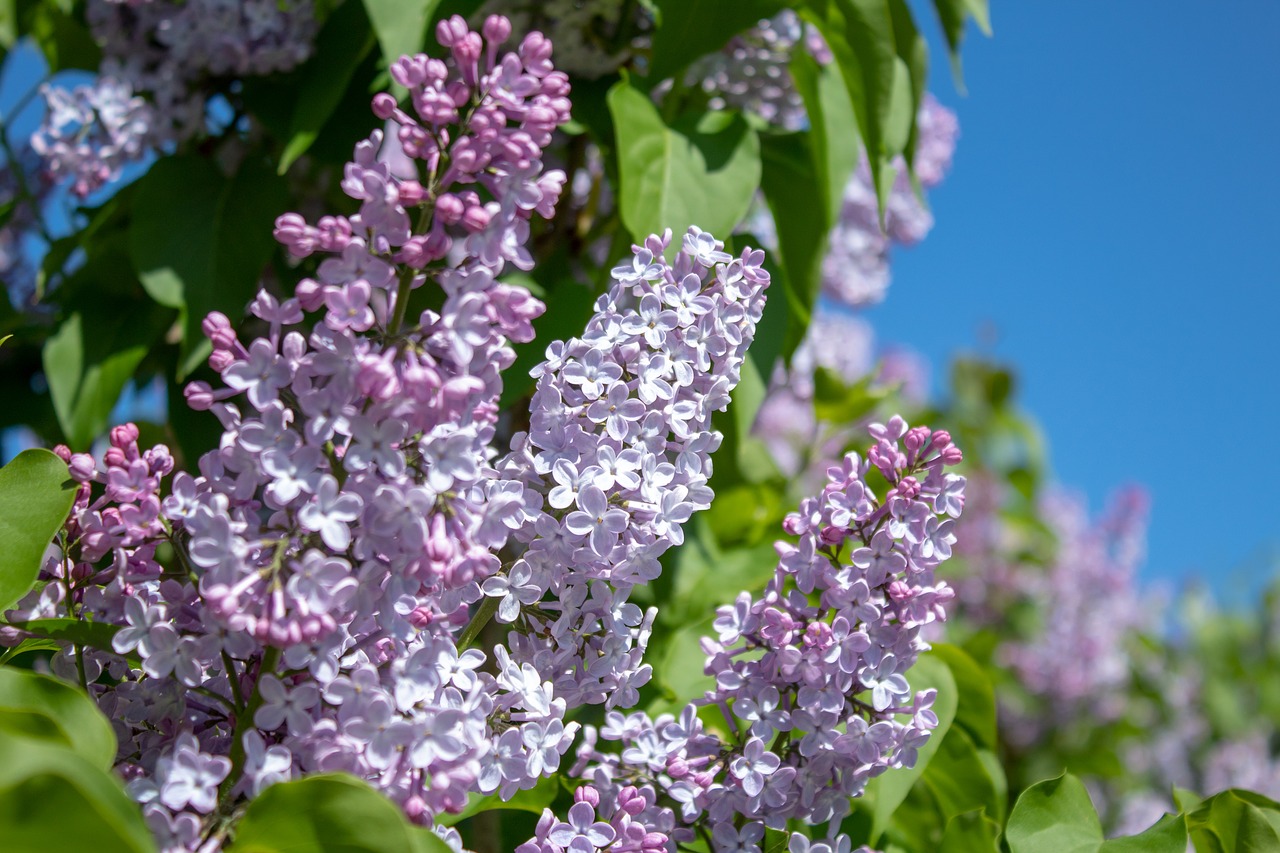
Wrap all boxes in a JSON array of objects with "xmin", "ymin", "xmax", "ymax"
[{"xmin": 458, "ymin": 596, "xmax": 500, "ymax": 650}]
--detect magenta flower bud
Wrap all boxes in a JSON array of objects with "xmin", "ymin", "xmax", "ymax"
[
  {"xmin": 426, "ymin": 513, "xmax": 455, "ymax": 563},
  {"xmin": 408, "ymin": 607, "xmax": 433, "ymax": 628},
  {"xmin": 904, "ymin": 425, "xmax": 930, "ymax": 454},
  {"xmin": 103, "ymin": 447, "xmax": 125, "ymax": 468},
  {"xmin": 371, "ymin": 92, "xmax": 398, "ymax": 120},
  {"xmin": 435, "ymin": 192, "xmax": 464, "ymax": 224},
  {"xmin": 482, "ymin": 15, "xmax": 511, "ymax": 45},
  {"xmin": 643, "ymin": 833, "xmax": 668, "ymax": 853},
  {"xmin": 201, "ymin": 311, "xmax": 232, "ymax": 337},
  {"xmin": 617, "ymin": 786, "xmax": 644, "ymax": 815},
  {"xmin": 110, "ymin": 423, "xmax": 140, "ymax": 449},
  {"xmin": 667, "ymin": 757, "xmax": 689, "ymax": 778},
  {"xmin": 940, "ymin": 445, "xmax": 963, "ymax": 465},
  {"xmin": 895, "ymin": 476, "xmax": 920, "ymax": 500},
  {"xmin": 781, "ymin": 514, "xmax": 806, "ymax": 536},
  {"xmin": 397, "ymin": 180, "xmax": 425, "ymax": 206},
  {"xmin": 403, "ymin": 796, "xmax": 427, "ymax": 821},
  {"xmin": 209, "ymin": 350, "xmax": 235, "ymax": 372},
  {"xmin": 573, "ymin": 785, "xmax": 600, "ymax": 807},
  {"xmin": 461, "ymin": 204, "xmax": 491, "ymax": 232},
  {"xmin": 68, "ymin": 453, "xmax": 97, "ymax": 482},
  {"xmin": 818, "ymin": 525, "xmax": 844, "ymax": 546},
  {"xmin": 294, "ymin": 278, "xmax": 326, "ymax": 312},
  {"xmin": 435, "ymin": 15, "xmax": 468, "ymax": 48},
  {"xmin": 887, "ymin": 580, "xmax": 914, "ymax": 601},
  {"xmin": 930, "ymin": 429, "xmax": 952, "ymax": 449},
  {"xmin": 52, "ymin": 444, "xmax": 72, "ymax": 463}
]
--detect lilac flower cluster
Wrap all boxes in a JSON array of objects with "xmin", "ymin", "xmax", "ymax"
[
  {"xmin": 527, "ymin": 420, "xmax": 963, "ymax": 851},
  {"xmin": 822, "ymin": 95, "xmax": 958, "ymax": 308},
  {"xmin": 33, "ymin": 0, "xmax": 317, "ymax": 196},
  {"xmin": 1000, "ymin": 486, "xmax": 1150, "ymax": 742},
  {"xmin": 485, "ymin": 226, "xmax": 769, "ymax": 726},
  {"xmin": 7, "ymin": 17, "xmax": 794, "ymax": 851},
  {"xmin": 685, "ymin": 10, "xmax": 830, "ymax": 131},
  {"xmin": 474, "ymin": 0, "xmax": 649, "ymax": 79}
]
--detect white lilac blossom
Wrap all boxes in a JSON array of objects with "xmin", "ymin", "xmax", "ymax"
[
  {"xmin": 535, "ymin": 420, "xmax": 964, "ymax": 851},
  {"xmin": 33, "ymin": 0, "xmax": 317, "ymax": 196},
  {"xmin": 484, "ymin": 225, "xmax": 770, "ymax": 730}
]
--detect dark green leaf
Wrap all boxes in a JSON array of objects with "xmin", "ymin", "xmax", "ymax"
[
  {"xmin": 812, "ymin": 367, "xmax": 891, "ymax": 425},
  {"xmin": 130, "ymin": 155, "xmax": 289, "ymax": 377},
  {"xmin": 921, "ymin": 728, "xmax": 1000, "ymax": 825},
  {"xmin": 608, "ymin": 79, "xmax": 762, "ymax": 243},
  {"xmin": 27, "ymin": 4, "xmax": 101, "ymax": 71},
  {"xmin": 0, "ymin": 732, "xmax": 154, "ymax": 853},
  {"xmin": 648, "ymin": 0, "xmax": 786, "ymax": 82},
  {"xmin": 0, "ymin": 449, "xmax": 74, "ymax": 612},
  {"xmin": 865, "ymin": 652, "xmax": 958, "ymax": 842},
  {"xmin": 790, "ymin": 48, "xmax": 860, "ymax": 225},
  {"xmin": 759, "ymin": 131, "xmax": 824, "ymax": 353},
  {"xmin": 887, "ymin": 0, "xmax": 927, "ymax": 165},
  {"xmin": 801, "ymin": 0, "xmax": 897, "ymax": 211},
  {"xmin": 0, "ymin": 668, "xmax": 116, "ymax": 769},
  {"xmin": 279, "ymin": 0, "xmax": 378, "ymax": 173},
  {"xmin": 939, "ymin": 809, "xmax": 1000, "ymax": 853},
  {"xmin": 227, "ymin": 774, "xmax": 426, "ymax": 853}
]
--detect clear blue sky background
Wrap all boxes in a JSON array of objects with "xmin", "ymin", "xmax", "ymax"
[{"xmin": 871, "ymin": 3, "xmax": 1280, "ymax": 593}]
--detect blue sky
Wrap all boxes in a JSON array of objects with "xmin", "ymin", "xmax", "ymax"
[{"xmin": 870, "ymin": 3, "xmax": 1280, "ymax": 593}]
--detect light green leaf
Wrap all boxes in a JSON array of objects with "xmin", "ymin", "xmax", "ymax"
[
  {"xmin": 27, "ymin": 4, "xmax": 101, "ymax": 72},
  {"xmin": 0, "ymin": 668, "xmax": 116, "ymax": 769},
  {"xmin": 436, "ymin": 776, "xmax": 559, "ymax": 827},
  {"xmin": 608, "ymin": 79, "xmax": 762, "ymax": 244},
  {"xmin": 790, "ymin": 48, "xmax": 860, "ymax": 225},
  {"xmin": 279, "ymin": 0, "xmax": 377, "ymax": 173},
  {"xmin": 6, "ymin": 618, "xmax": 122, "ymax": 656},
  {"xmin": 930, "ymin": 644, "xmax": 996, "ymax": 750},
  {"xmin": 1186, "ymin": 790, "xmax": 1280, "ymax": 853},
  {"xmin": 0, "ymin": 449, "xmax": 74, "ymax": 612},
  {"xmin": 647, "ymin": 0, "xmax": 787, "ymax": 82},
  {"xmin": 1006, "ymin": 774, "xmax": 1102, "ymax": 853},
  {"xmin": 865, "ymin": 652, "xmax": 958, "ymax": 842},
  {"xmin": 930, "ymin": 0, "xmax": 991, "ymax": 83},
  {"xmin": 362, "ymin": 0, "xmax": 438, "ymax": 76},
  {"xmin": 1101, "ymin": 813, "xmax": 1187, "ymax": 853},
  {"xmin": 759, "ymin": 131, "xmax": 824, "ymax": 353},
  {"xmin": 0, "ymin": 731, "xmax": 154, "ymax": 853},
  {"xmin": 227, "ymin": 774, "xmax": 427, "ymax": 853}
]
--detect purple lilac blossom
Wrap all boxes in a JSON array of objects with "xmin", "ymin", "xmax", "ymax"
[
  {"xmin": 33, "ymin": 0, "xmax": 317, "ymax": 196},
  {"xmin": 531, "ymin": 420, "xmax": 964, "ymax": 851}
]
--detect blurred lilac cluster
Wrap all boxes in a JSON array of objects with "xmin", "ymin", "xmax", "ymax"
[
  {"xmin": 32, "ymin": 0, "xmax": 317, "ymax": 197},
  {"xmin": 547, "ymin": 419, "xmax": 963, "ymax": 851},
  {"xmin": 0, "ymin": 140, "xmax": 54, "ymax": 298}
]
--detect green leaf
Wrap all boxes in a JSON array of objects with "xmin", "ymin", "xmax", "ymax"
[
  {"xmin": 227, "ymin": 774, "xmax": 428, "ymax": 853},
  {"xmin": 1006, "ymin": 774, "xmax": 1102, "ymax": 853},
  {"xmin": 931, "ymin": 0, "xmax": 992, "ymax": 82},
  {"xmin": 43, "ymin": 301, "xmax": 171, "ymax": 448},
  {"xmin": 801, "ymin": 0, "xmax": 897, "ymax": 211},
  {"xmin": 0, "ymin": 731, "xmax": 154, "ymax": 853},
  {"xmin": 1187, "ymin": 790, "xmax": 1280, "ymax": 853},
  {"xmin": 436, "ymin": 776, "xmax": 560, "ymax": 827},
  {"xmin": 362, "ymin": 0, "xmax": 438, "ymax": 74},
  {"xmin": 647, "ymin": 0, "xmax": 787, "ymax": 82},
  {"xmin": 812, "ymin": 368, "xmax": 891, "ymax": 425},
  {"xmin": 608, "ymin": 79, "xmax": 762, "ymax": 243},
  {"xmin": 1101, "ymin": 813, "xmax": 1187, "ymax": 853},
  {"xmin": 130, "ymin": 155, "xmax": 289, "ymax": 377},
  {"xmin": 0, "ymin": 668, "xmax": 116, "ymax": 769},
  {"xmin": 886, "ymin": 0, "xmax": 927, "ymax": 165},
  {"xmin": 27, "ymin": 4, "xmax": 101, "ymax": 72},
  {"xmin": 929, "ymin": 644, "xmax": 996, "ymax": 750},
  {"xmin": 790, "ymin": 48, "xmax": 860, "ymax": 225},
  {"xmin": 920, "ymin": 728, "xmax": 1001, "ymax": 825},
  {"xmin": 939, "ymin": 809, "xmax": 1000, "ymax": 853},
  {"xmin": 865, "ymin": 652, "xmax": 958, "ymax": 842},
  {"xmin": 0, "ymin": 638, "xmax": 62, "ymax": 665},
  {"xmin": 279, "ymin": 0, "xmax": 378, "ymax": 173},
  {"xmin": 758, "ymin": 132, "xmax": 824, "ymax": 352},
  {"xmin": 0, "ymin": 449, "xmax": 74, "ymax": 612},
  {"xmin": 6, "ymin": 618, "xmax": 122, "ymax": 655}
]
